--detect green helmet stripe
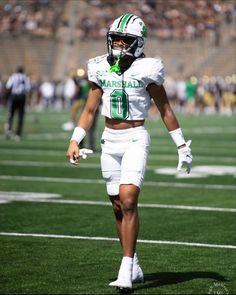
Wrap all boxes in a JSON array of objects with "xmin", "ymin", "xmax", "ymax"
[{"xmin": 118, "ymin": 14, "xmax": 133, "ymax": 31}]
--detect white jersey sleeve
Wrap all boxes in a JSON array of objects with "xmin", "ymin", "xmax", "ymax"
[
  {"xmin": 87, "ymin": 54, "xmax": 107, "ymax": 86},
  {"xmin": 142, "ymin": 58, "xmax": 165, "ymax": 86}
]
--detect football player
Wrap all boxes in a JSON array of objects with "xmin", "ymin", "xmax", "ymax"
[{"xmin": 67, "ymin": 14, "xmax": 192, "ymax": 291}]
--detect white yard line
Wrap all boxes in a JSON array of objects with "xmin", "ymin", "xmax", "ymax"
[
  {"xmin": 0, "ymin": 149, "xmax": 235, "ymax": 163},
  {"xmin": 0, "ymin": 232, "xmax": 235, "ymax": 249},
  {"xmin": 10, "ymin": 198, "xmax": 235, "ymax": 213},
  {"xmin": 0, "ymin": 191, "xmax": 235, "ymax": 212},
  {"xmin": 1, "ymin": 161, "xmax": 236, "ymax": 173},
  {"xmin": 0, "ymin": 175, "xmax": 235, "ymax": 190},
  {"xmin": 0, "ymin": 160, "xmax": 100, "ymax": 168},
  {"xmin": 148, "ymin": 126, "xmax": 236, "ymax": 135}
]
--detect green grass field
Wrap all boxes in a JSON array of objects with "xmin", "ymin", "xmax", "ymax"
[{"xmin": 0, "ymin": 108, "xmax": 235, "ymax": 294}]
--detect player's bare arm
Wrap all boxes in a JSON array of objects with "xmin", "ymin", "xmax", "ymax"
[
  {"xmin": 147, "ymin": 83, "xmax": 181, "ymax": 134},
  {"xmin": 148, "ymin": 83, "xmax": 192, "ymax": 172},
  {"xmin": 66, "ymin": 82, "xmax": 102, "ymax": 165},
  {"xmin": 77, "ymin": 82, "xmax": 103, "ymax": 131}
]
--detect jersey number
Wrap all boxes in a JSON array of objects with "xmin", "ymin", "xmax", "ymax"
[{"xmin": 111, "ymin": 89, "xmax": 129, "ymax": 119}]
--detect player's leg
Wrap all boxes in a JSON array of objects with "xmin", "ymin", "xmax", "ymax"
[
  {"xmin": 69, "ymin": 100, "xmax": 81, "ymax": 123},
  {"xmin": 16, "ymin": 96, "xmax": 26, "ymax": 138},
  {"xmin": 5, "ymin": 99, "xmax": 16, "ymax": 139},
  {"xmin": 101, "ymin": 152, "xmax": 132, "ymax": 288},
  {"xmin": 100, "ymin": 151, "xmax": 123, "ymax": 248},
  {"xmin": 109, "ymin": 194, "xmax": 144, "ymax": 284},
  {"xmin": 109, "ymin": 195, "xmax": 123, "ymax": 243},
  {"xmin": 100, "ymin": 129, "xmax": 123, "ymax": 247},
  {"xmin": 117, "ymin": 128, "xmax": 150, "ymax": 285},
  {"xmin": 101, "ymin": 126, "xmax": 149, "ymax": 289},
  {"xmin": 119, "ymin": 183, "xmax": 140, "ymax": 258},
  {"xmin": 110, "ymin": 128, "xmax": 150, "ymax": 289},
  {"xmin": 109, "ymin": 184, "xmax": 140, "ymax": 289}
]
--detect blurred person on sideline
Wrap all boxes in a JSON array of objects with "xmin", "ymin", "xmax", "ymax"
[
  {"xmin": 176, "ymin": 78, "xmax": 186, "ymax": 113},
  {"xmin": 54, "ymin": 78, "xmax": 65, "ymax": 110},
  {"xmin": 79, "ymin": 73, "xmax": 100, "ymax": 151},
  {"xmin": 39, "ymin": 78, "xmax": 55, "ymax": 110},
  {"xmin": 66, "ymin": 14, "xmax": 193, "ymax": 291},
  {"xmin": 63, "ymin": 69, "xmax": 77, "ymax": 111},
  {"xmin": 62, "ymin": 69, "xmax": 87, "ymax": 131},
  {"xmin": 4, "ymin": 66, "xmax": 31, "ymax": 141},
  {"xmin": 63, "ymin": 69, "xmax": 100, "ymax": 151},
  {"xmin": 185, "ymin": 76, "xmax": 197, "ymax": 115},
  {"xmin": 222, "ymin": 78, "xmax": 236, "ymax": 115}
]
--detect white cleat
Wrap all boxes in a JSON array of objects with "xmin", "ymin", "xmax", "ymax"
[
  {"xmin": 132, "ymin": 265, "xmax": 144, "ymax": 283},
  {"xmin": 109, "ymin": 278, "xmax": 132, "ymax": 289}
]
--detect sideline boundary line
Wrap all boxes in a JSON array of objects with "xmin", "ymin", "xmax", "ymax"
[{"xmin": 0, "ymin": 232, "xmax": 235, "ymax": 249}]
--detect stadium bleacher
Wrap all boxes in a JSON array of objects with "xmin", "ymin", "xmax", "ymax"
[
  {"xmin": 0, "ymin": 0, "xmax": 235, "ymax": 114},
  {"xmin": 0, "ymin": 0, "xmax": 235, "ymax": 79}
]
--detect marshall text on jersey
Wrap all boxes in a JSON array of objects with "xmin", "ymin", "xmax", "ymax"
[{"xmin": 88, "ymin": 54, "xmax": 165, "ymax": 120}]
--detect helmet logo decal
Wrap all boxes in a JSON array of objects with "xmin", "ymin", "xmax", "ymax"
[{"xmin": 141, "ymin": 25, "xmax": 147, "ymax": 37}]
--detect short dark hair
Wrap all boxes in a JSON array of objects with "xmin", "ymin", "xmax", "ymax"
[{"xmin": 16, "ymin": 66, "xmax": 24, "ymax": 73}]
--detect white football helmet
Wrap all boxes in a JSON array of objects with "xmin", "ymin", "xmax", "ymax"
[{"xmin": 107, "ymin": 14, "xmax": 147, "ymax": 58}]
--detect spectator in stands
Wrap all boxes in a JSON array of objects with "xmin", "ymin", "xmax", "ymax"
[
  {"xmin": 0, "ymin": 0, "xmax": 234, "ymax": 44},
  {"xmin": 4, "ymin": 66, "xmax": 31, "ymax": 141},
  {"xmin": 74, "ymin": 0, "xmax": 234, "ymax": 43},
  {"xmin": 0, "ymin": 0, "xmax": 65, "ymax": 38}
]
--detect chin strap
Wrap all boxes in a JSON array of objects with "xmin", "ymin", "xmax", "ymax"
[{"xmin": 109, "ymin": 56, "xmax": 122, "ymax": 74}]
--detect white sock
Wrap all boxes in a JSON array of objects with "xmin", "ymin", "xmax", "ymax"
[
  {"xmin": 132, "ymin": 252, "xmax": 140, "ymax": 274},
  {"xmin": 133, "ymin": 253, "xmax": 139, "ymax": 266},
  {"xmin": 118, "ymin": 256, "xmax": 133, "ymax": 280}
]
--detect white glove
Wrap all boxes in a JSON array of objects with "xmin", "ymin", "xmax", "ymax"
[
  {"xmin": 70, "ymin": 148, "xmax": 93, "ymax": 164},
  {"xmin": 79, "ymin": 148, "xmax": 93, "ymax": 159},
  {"xmin": 177, "ymin": 140, "xmax": 192, "ymax": 174}
]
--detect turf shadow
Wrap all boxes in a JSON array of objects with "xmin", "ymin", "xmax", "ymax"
[{"xmin": 133, "ymin": 271, "xmax": 228, "ymax": 291}]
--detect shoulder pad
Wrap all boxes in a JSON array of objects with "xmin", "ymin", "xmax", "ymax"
[{"xmin": 88, "ymin": 54, "xmax": 107, "ymax": 65}]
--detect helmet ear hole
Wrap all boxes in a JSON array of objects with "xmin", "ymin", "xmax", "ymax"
[{"xmin": 137, "ymin": 38, "xmax": 144, "ymax": 47}]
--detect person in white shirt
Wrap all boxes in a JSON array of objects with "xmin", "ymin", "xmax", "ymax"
[
  {"xmin": 66, "ymin": 14, "xmax": 192, "ymax": 292},
  {"xmin": 39, "ymin": 80, "xmax": 55, "ymax": 109}
]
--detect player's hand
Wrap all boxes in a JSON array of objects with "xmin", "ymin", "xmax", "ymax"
[
  {"xmin": 177, "ymin": 140, "xmax": 192, "ymax": 174},
  {"xmin": 67, "ymin": 142, "xmax": 93, "ymax": 166},
  {"xmin": 67, "ymin": 140, "xmax": 80, "ymax": 165}
]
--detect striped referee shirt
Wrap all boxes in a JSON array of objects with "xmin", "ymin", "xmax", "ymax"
[{"xmin": 6, "ymin": 73, "xmax": 31, "ymax": 95}]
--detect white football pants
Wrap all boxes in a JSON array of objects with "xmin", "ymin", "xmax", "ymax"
[{"xmin": 100, "ymin": 126, "xmax": 150, "ymax": 196}]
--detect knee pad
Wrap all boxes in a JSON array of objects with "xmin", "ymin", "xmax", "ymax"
[
  {"xmin": 107, "ymin": 183, "xmax": 119, "ymax": 196},
  {"xmin": 102, "ymin": 170, "xmax": 120, "ymax": 196}
]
